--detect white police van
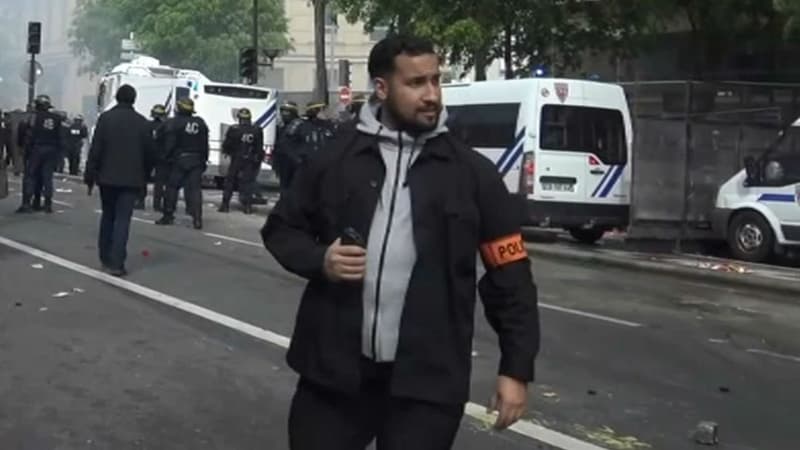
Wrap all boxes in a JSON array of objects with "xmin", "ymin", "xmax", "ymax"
[
  {"xmin": 713, "ymin": 122, "xmax": 800, "ymax": 262},
  {"xmin": 443, "ymin": 78, "xmax": 633, "ymax": 243}
]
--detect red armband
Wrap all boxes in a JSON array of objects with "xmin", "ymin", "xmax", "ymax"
[{"xmin": 480, "ymin": 233, "xmax": 528, "ymax": 268}]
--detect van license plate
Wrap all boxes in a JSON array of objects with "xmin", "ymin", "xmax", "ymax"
[{"xmin": 542, "ymin": 183, "xmax": 575, "ymax": 192}]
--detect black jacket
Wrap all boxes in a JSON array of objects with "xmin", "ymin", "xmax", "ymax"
[
  {"xmin": 162, "ymin": 114, "xmax": 209, "ymax": 164},
  {"xmin": 222, "ymin": 123, "xmax": 264, "ymax": 162},
  {"xmin": 261, "ymin": 124, "xmax": 539, "ymax": 406},
  {"xmin": 85, "ymin": 104, "xmax": 153, "ymax": 188}
]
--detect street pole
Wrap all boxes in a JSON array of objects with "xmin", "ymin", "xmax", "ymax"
[
  {"xmin": 252, "ymin": 0, "xmax": 259, "ymax": 85},
  {"xmin": 27, "ymin": 54, "xmax": 37, "ymax": 107}
]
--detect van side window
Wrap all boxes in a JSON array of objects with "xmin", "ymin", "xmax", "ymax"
[
  {"xmin": 446, "ymin": 103, "xmax": 520, "ymax": 149},
  {"xmin": 540, "ymin": 105, "xmax": 628, "ymax": 165}
]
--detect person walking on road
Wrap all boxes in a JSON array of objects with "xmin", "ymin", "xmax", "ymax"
[
  {"xmin": 218, "ymin": 108, "xmax": 264, "ymax": 214},
  {"xmin": 261, "ymin": 34, "xmax": 540, "ymax": 450},
  {"xmin": 16, "ymin": 95, "xmax": 64, "ymax": 214},
  {"xmin": 84, "ymin": 85, "xmax": 154, "ymax": 277},
  {"xmin": 155, "ymin": 98, "xmax": 209, "ymax": 230}
]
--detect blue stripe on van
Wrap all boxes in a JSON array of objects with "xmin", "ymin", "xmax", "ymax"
[
  {"xmin": 599, "ymin": 165, "xmax": 625, "ymax": 198},
  {"xmin": 758, "ymin": 193, "xmax": 795, "ymax": 203},
  {"xmin": 255, "ymin": 102, "xmax": 277, "ymax": 127},
  {"xmin": 591, "ymin": 167, "xmax": 614, "ymax": 198},
  {"xmin": 496, "ymin": 128, "xmax": 526, "ymax": 172}
]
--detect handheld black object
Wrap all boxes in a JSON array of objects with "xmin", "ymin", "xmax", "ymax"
[{"xmin": 341, "ymin": 227, "xmax": 365, "ymax": 247}]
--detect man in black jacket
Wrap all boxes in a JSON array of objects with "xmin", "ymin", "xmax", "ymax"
[
  {"xmin": 155, "ymin": 98, "xmax": 209, "ymax": 230},
  {"xmin": 84, "ymin": 85, "xmax": 153, "ymax": 277},
  {"xmin": 16, "ymin": 95, "xmax": 64, "ymax": 214},
  {"xmin": 261, "ymin": 35, "xmax": 539, "ymax": 450},
  {"xmin": 219, "ymin": 108, "xmax": 264, "ymax": 214}
]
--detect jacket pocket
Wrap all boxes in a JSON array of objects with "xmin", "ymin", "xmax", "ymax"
[{"xmin": 444, "ymin": 203, "xmax": 480, "ymax": 277}]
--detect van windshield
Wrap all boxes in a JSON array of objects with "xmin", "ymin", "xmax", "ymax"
[{"xmin": 540, "ymin": 105, "xmax": 628, "ymax": 165}]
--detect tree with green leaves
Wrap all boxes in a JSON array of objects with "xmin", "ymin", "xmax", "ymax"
[{"xmin": 70, "ymin": 0, "xmax": 289, "ymax": 82}]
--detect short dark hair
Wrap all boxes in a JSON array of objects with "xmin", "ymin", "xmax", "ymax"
[
  {"xmin": 116, "ymin": 84, "xmax": 137, "ymax": 105},
  {"xmin": 368, "ymin": 34, "xmax": 437, "ymax": 79}
]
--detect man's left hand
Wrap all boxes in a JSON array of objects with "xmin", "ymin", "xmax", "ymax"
[{"xmin": 488, "ymin": 375, "xmax": 529, "ymax": 430}]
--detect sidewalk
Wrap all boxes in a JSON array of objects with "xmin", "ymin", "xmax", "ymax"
[{"xmin": 529, "ymin": 241, "xmax": 800, "ymax": 297}]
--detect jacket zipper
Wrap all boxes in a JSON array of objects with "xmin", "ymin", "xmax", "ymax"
[{"xmin": 371, "ymin": 133, "xmax": 406, "ymax": 361}]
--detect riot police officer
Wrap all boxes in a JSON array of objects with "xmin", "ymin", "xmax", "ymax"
[
  {"xmin": 149, "ymin": 104, "xmax": 169, "ymax": 212},
  {"xmin": 65, "ymin": 114, "xmax": 88, "ymax": 175},
  {"xmin": 218, "ymin": 108, "xmax": 264, "ymax": 214},
  {"xmin": 156, "ymin": 98, "xmax": 209, "ymax": 230},
  {"xmin": 274, "ymin": 101, "xmax": 301, "ymax": 191},
  {"xmin": 16, "ymin": 95, "xmax": 64, "ymax": 214}
]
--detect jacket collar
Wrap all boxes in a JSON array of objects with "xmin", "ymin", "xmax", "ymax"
[{"xmin": 351, "ymin": 128, "xmax": 454, "ymax": 161}]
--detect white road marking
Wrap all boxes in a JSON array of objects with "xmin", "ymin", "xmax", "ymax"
[
  {"xmin": 539, "ymin": 303, "xmax": 644, "ymax": 328},
  {"xmin": 132, "ymin": 217, "xmax": 154, "ymax": 224},
  {"xmin": 746, "ymin": 348, "xmax": 800, "ymax": 363},
  {"xmin": 0, "ymin": 234, "xmax": 608, "ymax": 450},
  {"xmin": 203, "ymin": 232, "xmax": 263, "ymax": 248}
]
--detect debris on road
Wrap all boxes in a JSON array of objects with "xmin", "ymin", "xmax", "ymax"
[
  {"xmin": 542, "ymin": 391, "xmax": 558, "ymax": 399},
  {"xmin": 708, "ymin": 338, "xmax": 729, "ymax": 344},
  {"xmin": 587, "ymin": 389, "xmax": 598, "ymax": 396},
  {"xmin": 693, "ymin": 421, "xmax": 719, "ymax": 446},
  {"xmin": 14, "ymin": 301, "xmax": 22, "ymax": 307},
  {"xmin": 55, "ymin": 188, "xmax": 73, "ymax": 193},
  {"xmin": 576, "ymin": 425, "xmax": 652, "ymax": 449},
  {"xmin": 142, "ymin": 250, "xmax": 150, "ymax": 257},
  {"xmin": 31, "ymin": 263, "xmax": 44, "ymax": 269},
  {"xmin": 718, "ymin": 386, "xmax": 731, "ymax": 394},
  {"xmin": 39, "ymin": 307, "xmax": 48, "ymax": 312},
  {"xmin": 52, "ymin": 292, "xmax": 71, "ymax": 298},
  {"xmin": 214, "ymin": 241, "xmax": 223, "ymax": 246},
  {"xmin": 697, "ymin": 261, "xmax": 752, "ymax": 274},
  {"xmin": 471, "ymin": 350, "xmax": 479, "ymax": 357},
  {"xmin": 73, "ymin": 288, "xmax": 85, "ymax": 294}
]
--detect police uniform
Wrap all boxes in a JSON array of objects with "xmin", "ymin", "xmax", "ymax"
[
  {"xmin": 65, "ymin": 117, "xmax": 88, "ymax": 175},
  {"xmin": 156, "ymin": 99, "xmax": 209, "ymax": 229},
  {"xmin": 219, "ymin": 109, "xmax": 264, "ymax": 214},
  {"xmin": 17, "ymin": 96, "xmax": 64, "ymax": 213},
  {"xmin": 149, "ymin": 108, "xmax": 169, "ymax": 212}
]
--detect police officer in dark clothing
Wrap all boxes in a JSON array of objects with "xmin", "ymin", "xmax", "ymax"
[
  {"xmin": 84, "ymin": 85, "xmax": 153, "ymax": 277},
  {"xmin": 262, "ymin": 35, "xmax": 539, "ymax": 450},
  {"xmin": 274, "ymin": 101, "xmax": 300, "ymax": 190},
  {"xmin": 156, "ymin": 98, "xmax": 209, "ymax": 230},
  {"xmin": 65, "ymin": 114, "xmax": 88, "ymax": 175},
  {"xmin": 16, "ymin": 95, "xmax": 64, "ymax": 214},
  {"xmin": 219, "ymin": 108, "xmax": 264, "ymax": 214},
  {"xmin": 149, "ymin": 104, "xmax": 169, "ymax": 212}
]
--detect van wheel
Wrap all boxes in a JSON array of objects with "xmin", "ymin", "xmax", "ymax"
[
  {"xmin": 568, "ymin": 227, "xmax": 606, "ymax": 245},
  {"xmin": 728, "ymin": 211, "xmax": 774, "ymax": 262}
]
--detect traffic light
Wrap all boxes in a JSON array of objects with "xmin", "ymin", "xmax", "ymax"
[
  {"xmin": 239, "ymin": 47, "xmax": 258, "ymax": 84},
  {"xmin": 338, "ymin": 59, "xmax": 351, "ymax": 87},
  {"xmin": 27, "ymin": 22, "xmax": 42, "ymax": 55}
]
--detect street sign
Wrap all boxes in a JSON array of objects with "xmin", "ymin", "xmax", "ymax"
[
  {"xmin": 121, "ymin": 38, "xmax": 141, "ymax": 52},
  {"xmin": 20, "ymin": 61, "xmax": 43, "ymax": 84},
  {"xmin": 339, "ymin": 86, "xmax": 352, "ymax": 105}
]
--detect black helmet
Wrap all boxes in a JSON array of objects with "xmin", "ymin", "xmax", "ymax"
[
  {"xmin": 74, "ymin": 114, "xmax": 85, "ymax": 122},
  {"xmin": 237, "ymin": 108, "xmax": 252, "ymax": 121},
  {"xmin": 176, "ymin": 98, "xmax": 195, "ymax": 114},
  {"xmin": 34, "ymin": 95, "xmax": 52, "ymax": 110},
  {"xmin": 151, "ymin": 104, "xmax": 167, "ymax": 119},
  {"xmin": 305, "ymin": 102, "xmax": 325, "ymax": 117},
  {"xmin": 280, "ymin": 101, "xmax": 298, "ymax": 112}
]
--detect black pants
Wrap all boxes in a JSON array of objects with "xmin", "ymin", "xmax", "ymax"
[
  {"xmin": 22, "ymin": 145, "xmax": 56, "ymax": 205},
  {"xmin": 66, "ymin": 144, "xmax": 81, "ymax": 175},
  {"xmin": 289, "ymin": 360, "xmax": 463, "ymax": 450},
  {"xmin": 164, "ymin": 164, "xmax": 203, "ymax": 219},
  {"xmin": 153, "ymin": 163, "xmax": 170, "ymax": 209},
  {"xmin": 222, "ymin": 157, "xmax": 259, "ymax": 206},
  {"xmin": 98, "ymin": 186, "xmax": 138, "ymax": 270}
]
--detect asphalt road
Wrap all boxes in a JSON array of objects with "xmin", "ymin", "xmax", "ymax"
[{"xmin": 2, "ymin": 176, "xmax": 800, "ymax": 450}]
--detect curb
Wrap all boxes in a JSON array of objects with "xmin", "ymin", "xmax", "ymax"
[{"xmin": 529, "ymin": 243, "xmax": 800, "ymax": 297}]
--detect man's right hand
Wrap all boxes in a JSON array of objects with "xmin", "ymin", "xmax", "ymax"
[{"xmin": 324, "ymin": 238, "xmax": 367, "ymax": 282}]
